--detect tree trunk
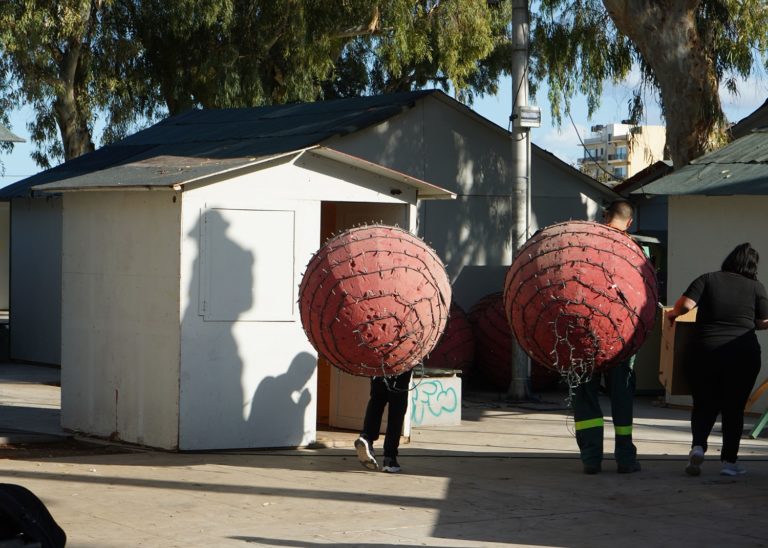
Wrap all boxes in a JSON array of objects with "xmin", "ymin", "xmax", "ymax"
[
  {"xmin": 53, "ymin": 42, "xmax": 95, "ymax": 161},
  {"xmin": 602, "ymin": 0, "xmax": 723, "ymax": 168}
]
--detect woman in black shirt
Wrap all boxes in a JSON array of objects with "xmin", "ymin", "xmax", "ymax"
[{"xmin": 667, "ymin": 243, "xmax": 768, "ymax": 477}]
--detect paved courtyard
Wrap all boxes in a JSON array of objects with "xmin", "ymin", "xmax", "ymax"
[{"xmin": 1, "ymin": 363, "xmax": 768, "ymax": 547}]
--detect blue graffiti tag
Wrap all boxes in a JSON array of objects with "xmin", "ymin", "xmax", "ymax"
[{"xmin": 411, "ymin": 379, "xmax": 458, "ymax": 425}]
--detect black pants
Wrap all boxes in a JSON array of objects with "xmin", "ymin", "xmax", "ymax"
[
  {"xmin": 361, "ymin": 370, "xmax": 413, "ymax": 458},
  {"xmin": 687, "ymin": 335, "xmax": 761, "ymax": 463}
]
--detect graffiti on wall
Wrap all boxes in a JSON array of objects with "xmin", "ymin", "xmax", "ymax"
[{"xmin": 411, "ymin": 378, "xmax": 458, "ymax": 426}]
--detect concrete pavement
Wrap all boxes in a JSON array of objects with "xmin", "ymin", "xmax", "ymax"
[{"xmin": 1, "ymin": 362, "xmax": 768, "ymax": 547}]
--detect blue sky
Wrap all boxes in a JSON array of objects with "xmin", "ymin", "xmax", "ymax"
[
  {"xmin": 1, "ymin": 72, "xmax": 767, "ymax": 188},
  {"xmin": 471, "ymin": 70, "xmax": 768, "ymax": 165}
]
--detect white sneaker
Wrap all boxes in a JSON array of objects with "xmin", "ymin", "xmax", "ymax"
[
  {"xmin": 685, "ymin": 445, "xmax": 705, "ymax": 477},
  {"xmin": 720, "ymin": 461, "xmax": 747, "ymax": 476},
  {"xmin": 354, "ymin": 436, "xmax": 378, "ymax": 470}
]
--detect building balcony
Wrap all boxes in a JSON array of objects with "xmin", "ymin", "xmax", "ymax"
[
  {"xmin": 577, "ymin": 155, "xmax": 605, "ymax": 164},
  {"xmin": 607, "ymin": 153, "xmax": 628, "ymax": 161}
]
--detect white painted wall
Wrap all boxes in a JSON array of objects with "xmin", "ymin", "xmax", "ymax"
[
  {"xmin": 10, "ymin": 196, "xmax": 62, "ymax": 364},
  {"xmin": 60, "ymin": 191, "xmax": 181, "ymax": 448},
  {"xmin": 178, "ymin": 154, "xmax": 418, "ymax": 450},
  {"xmin": 0, "ymin": 202, "xmax": 9, "ymax": 309},
  {"xmin": 330, "ymin": 96, "xmax": 614, "ymax": 309},
  {"xmin": 667, "ymin": 195, "xmax": 768, "ymax": 412}
]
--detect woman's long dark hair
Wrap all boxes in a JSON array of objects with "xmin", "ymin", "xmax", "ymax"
[{"xmin": 721, "ymin": 242, "xmax": 759, "ymax": 280}]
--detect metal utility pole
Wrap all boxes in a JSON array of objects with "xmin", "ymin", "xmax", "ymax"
[{"xmin": 508, "ymin": 0, "xmax": 539, "ymax": 401}]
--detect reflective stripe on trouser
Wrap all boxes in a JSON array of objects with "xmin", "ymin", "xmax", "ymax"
[{"xmin": 572, "ymin": 360, "xmax": 637, "ymax": 466}]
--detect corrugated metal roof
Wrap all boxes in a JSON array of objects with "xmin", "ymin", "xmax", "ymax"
[
  {"xmin": 0, "ymin": 124, "xmax": 24, "ymax": 143},
  {"xmin": 632, "ymin": 129, "xmax": 768, "ymax": 196},
  {"xmin": 2, "ymin": 90, "xmax": 435, "ymax": 199}
]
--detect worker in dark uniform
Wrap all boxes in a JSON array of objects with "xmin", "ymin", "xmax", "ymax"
[{"xmin": 572, "ymin": 200, "xmax": 642, "ymax": 475}]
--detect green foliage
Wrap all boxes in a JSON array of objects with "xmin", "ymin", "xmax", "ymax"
[
  {"xmin": 6, "ymin": 0, "xmax": 765, "ymax": 169},
  {"xmin": 699, "ymin": 0, "xmax": 768, "ymax": 92},
  {"xmin": 0, "ymin": 0, "xmax": 508, "ymax": 166},
  {"xmin": 126, "ymin": 0, "xmax": 507, "ymax": 109},
  {"xmin": 530, "ymin": 0, "xmax": 635, "ymax": 125},
  {"xmin": 0, "ymin": 0, "xmax": 161, "ymax": 166},
  {"xmin": 529, "ymin": 0, "xmax": 768, "ymax": 129}
]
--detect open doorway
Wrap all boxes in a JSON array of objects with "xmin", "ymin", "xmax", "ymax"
[{"xmin": 315, "ymin": 201, "xmax": 409, "ymax": 439}]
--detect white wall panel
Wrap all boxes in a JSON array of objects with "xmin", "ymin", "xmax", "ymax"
[
  {"xmin": 180, "ymin": 185, "xmax": 319, "ymax": 449},
  {"xmin": 667, "ymin": 195, "xmax": 768, "ymax": 412},
  {"xmin": 61, "ymin": 191, "xmax": 181, "ymax": 448},
  {"xmin": 201, "ymin": 208, "xmax": 296, "ymax": 321}
]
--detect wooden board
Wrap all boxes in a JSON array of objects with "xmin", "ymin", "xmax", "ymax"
[{"xmin": 659, "ymin": 307, "xmax": 697, "ymax": 396}]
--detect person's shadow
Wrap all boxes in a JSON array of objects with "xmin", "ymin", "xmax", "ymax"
[
  {"xmin": 180, "ymin": 209, "xmax": 254, "ymax": 449},
  {"xmin": 248, "ymin": 352, "xmax": 315, "ymax": 447}
]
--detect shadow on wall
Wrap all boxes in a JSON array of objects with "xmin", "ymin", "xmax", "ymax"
[
  {"xmin": 180, "ymin": 209, "xmax": 253, "ymax": 448},
  {"xmin": 248, "ymin": 352, "xmax": 315, "ymax": 447},
  {"xmin": 181, "ymin": 209, "xmax": 313, "ymax": 449}
]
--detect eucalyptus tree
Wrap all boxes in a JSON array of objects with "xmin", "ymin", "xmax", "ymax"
[
  {"xmin": 529, "ymin": 0, "xmax": 768, "ymax": 167},
  {"xmin": 123, "ymin": 0, "xmax": 507, "ymax": 114},
  {"xmin": 7, "ymin": 1, "xmax": 764, "ymax": 170},
  {"xmin": 0, "ymin": 0, "xmax": 506, "ymax": 166},
  {"xmin": 0, "ymin": 0, "xmax": 158, "ymax": 166}
]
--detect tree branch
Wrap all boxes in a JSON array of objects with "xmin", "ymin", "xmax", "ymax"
[{"xmin": 336, "ymin": 6, "xmax": 381, "ymax": 39}]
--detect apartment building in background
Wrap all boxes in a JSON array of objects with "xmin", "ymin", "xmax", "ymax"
[{"xmin": 578, "ymin": 123, "xmax": 667, "ymax": 186}]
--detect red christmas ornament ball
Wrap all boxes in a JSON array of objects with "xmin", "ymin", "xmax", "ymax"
[
  {"xmin": 504, "ymin": 221, "xmax": 657, "ymax": 376},
  {"xmin": 423, "ymin": 302, "xmax": 475, "ymax": 376},
  {"xmin": 299, "ymin": 225, "xmax": 451, "ymax": 377},
  {"xmin": 470, "ymin": 292, "xmax": 560, "ymax": 392}
]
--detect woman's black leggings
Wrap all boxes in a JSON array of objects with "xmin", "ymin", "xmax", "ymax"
[{"xmin": 687, "ymin": 336, "xmax": 761, "ymax": 463}]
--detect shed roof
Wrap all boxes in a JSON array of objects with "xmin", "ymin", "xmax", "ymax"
[
  {"xmin": 0, "ymin": 124, "xmax": 24, "ymax": 143},
  {"xmin": 2, "ymin": 90, "xmax": 440, "ymax": 198},
  {"xmin": 632, "ymin": 129, "xmax": 768, "ymax": 196},
  {"xmin": 2, "ymin": 88, "xmax": 615, "ymax": 202}
]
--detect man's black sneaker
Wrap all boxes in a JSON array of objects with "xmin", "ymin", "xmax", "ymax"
[{"xmin": 382, "ymin": 457, "xmax": 401, "ymax": 473}]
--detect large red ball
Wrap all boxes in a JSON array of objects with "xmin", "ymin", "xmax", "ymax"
[
  {"xmin": 470, "ymin": 292, "xmax": 560, "ymax": 392},
  {"xmin": 299, "ymin": 225, "xmax": 451, "ymax": 377},
  {"xmin": 423, "ymin": 302, "xmax": 475, "ymax": 376},
  {"xmin": 503, "ymin": 221, "xmax": 657, "ymax": 376}
]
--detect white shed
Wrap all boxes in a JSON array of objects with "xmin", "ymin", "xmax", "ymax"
[
  {"xmin": 31, "ymin": 135, "xmax": 452, "ymax": 450},
  {"xmin": 637, "ymin": 128, "xmax": 768, "ymax": 413},
  {"xmin": 4, "ymin": 90, "xmax": 618, "ymax": 367}
]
